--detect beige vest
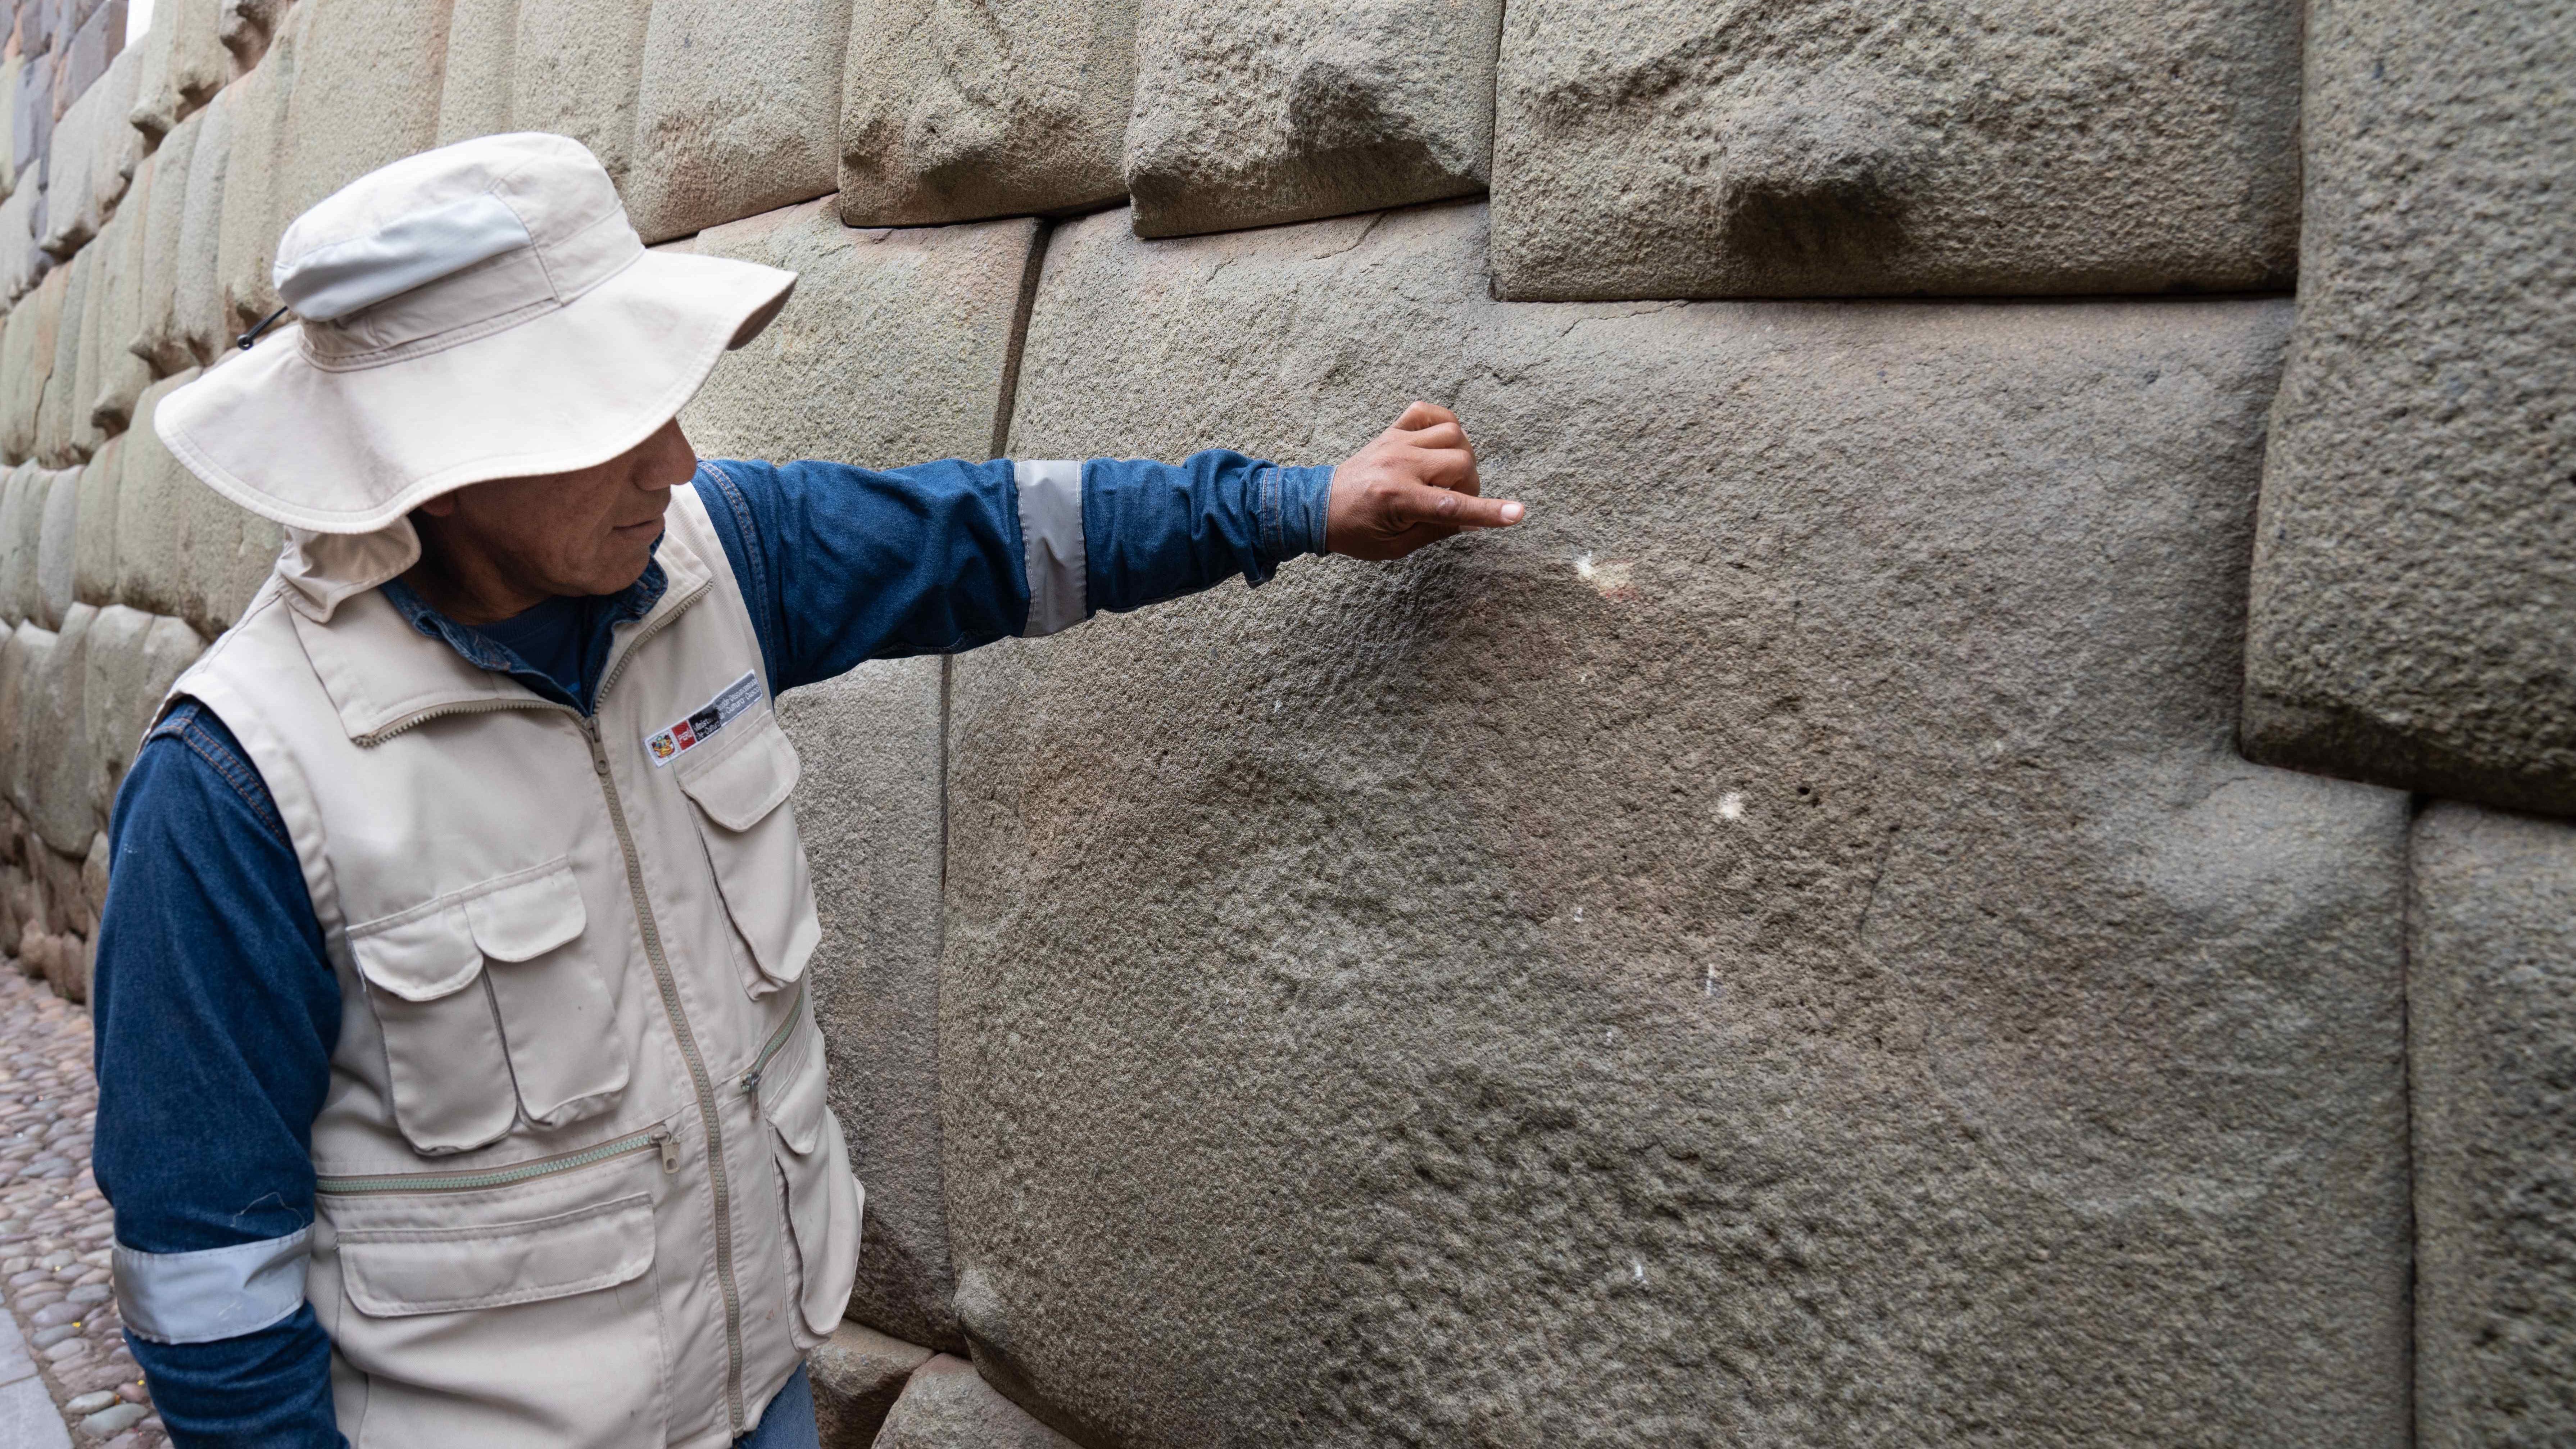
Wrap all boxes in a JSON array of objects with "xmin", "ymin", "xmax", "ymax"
[{"xmin": 175, "ymin": 489, "xmax": 862, "ymax": 1448}]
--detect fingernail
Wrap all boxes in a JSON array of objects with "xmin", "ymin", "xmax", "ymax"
[{"xmin": 1501, "ymin": 502, "xmax": 1525, "ymax": 523}]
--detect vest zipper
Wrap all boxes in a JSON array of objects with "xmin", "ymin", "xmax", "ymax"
[
  {"xmin": 580, "ymin": 707, "xmax": 749, "ymax": 1434},
  {"xmin": 316, "ymin": 1125, "xmax": 678, "ymax": 1195},
  {"xmin": 740, "ymin": 982, "xmax": 806, "ymax": 1111}
]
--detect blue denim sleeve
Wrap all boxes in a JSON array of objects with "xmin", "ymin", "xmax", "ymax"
[
  {"xmin": 690, "ymin": 453, "xmax": 1333, "ymax": 693},
  {"xmin": 90, "ymin": 702, "xmax": 347, "ymax": 1449}
]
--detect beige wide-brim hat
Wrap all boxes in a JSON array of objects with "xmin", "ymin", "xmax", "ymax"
[{"xmin": 158, "ymin": 132, "xmax": 795, "ymax": 536}]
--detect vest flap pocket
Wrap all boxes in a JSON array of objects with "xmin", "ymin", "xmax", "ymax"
[
  {"xmin": 348, "ymin": 907, "xmax": 483, "ymax": 1003},
  {"xmin": 463, "ymin": 862, "xmax": 587, "ymax": 963},
  {"xmin": 675, "ymin": 715, "xmax": 801, "ymax": 831},
  {"xmin": 340, "ymin": 1194, "xmax": 655, "ymax": 1319},
  {"xmin": 757, "ymin": 1026, "xmax": 827, "ymax": 1157}
]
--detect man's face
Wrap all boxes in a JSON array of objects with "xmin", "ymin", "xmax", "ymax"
[{"xmin": 412, "ymin": 419, "xmax": 698, "ymax": 613}]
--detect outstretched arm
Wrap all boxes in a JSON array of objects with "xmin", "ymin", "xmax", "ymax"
[{"xmin": 693, "ymin": 402, "xmax": 1523, "ymax": 695}]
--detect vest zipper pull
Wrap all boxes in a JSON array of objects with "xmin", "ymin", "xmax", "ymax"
[
  {"xmin": 654, "ymin": 1127, "xmax": 679, "ymax": 1173},
  {"xmin": 740, "ymin": 1069, "xmax": 761, "ymax": 1105}
]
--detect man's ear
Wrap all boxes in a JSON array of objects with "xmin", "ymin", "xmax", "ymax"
[{"xmin": 414, "ymin": 493, "xmax": 459, "ymax": 519}]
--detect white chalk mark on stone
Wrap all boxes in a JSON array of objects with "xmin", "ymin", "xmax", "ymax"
[
  {"xmin": 1632, "ymin": 1259, "xmax": 1646, "ymax": 1283},
  {"xmin": 1717, "ymin": 791, "xmax": 1745, "ymax": 820},
  {"xmin": 1574, "ymin": 553, "xmax": 1635, "ymax": 596}
]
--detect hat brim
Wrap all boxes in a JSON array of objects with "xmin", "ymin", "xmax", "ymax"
[{"xmin": 156, "ymin": 249, "xmax": 798, "ymax": 535}]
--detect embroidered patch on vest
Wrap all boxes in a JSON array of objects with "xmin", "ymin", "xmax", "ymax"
[{"xmin": 646, "ymin": 671, "xmax": 761, "ymax": 767}]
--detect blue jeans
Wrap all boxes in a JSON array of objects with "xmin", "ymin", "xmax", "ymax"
[{"xmin": 735, "ymin": 1364, "xmax": 819, "ymax": 1449}]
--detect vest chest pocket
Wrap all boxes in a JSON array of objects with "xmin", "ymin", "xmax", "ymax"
[
  {"xmin": 675, "ymin": 711, "xmax": 821, "ymax": 1000},
  {"xmin": 348, "ymin": 861, "xmax": 630, "ymax": 1155}
]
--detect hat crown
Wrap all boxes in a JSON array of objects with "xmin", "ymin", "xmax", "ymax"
[{"xmin": 273, "ymin": 133, "xmax": 640, "ymax": 354}]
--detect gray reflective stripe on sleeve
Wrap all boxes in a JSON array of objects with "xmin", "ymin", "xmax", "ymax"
[
  {"xmin": 1013, "ymin": 459, "xmax": 1088, "ymax": 637},
  {"xmin": 113, "ymin": 1227, "xmax": 312, "ymax": 1345}
]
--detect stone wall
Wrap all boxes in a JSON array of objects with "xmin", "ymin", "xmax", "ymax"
[{"xmin": 0, "ymin": 0, "xmax": 2563, "ymax": 1444}]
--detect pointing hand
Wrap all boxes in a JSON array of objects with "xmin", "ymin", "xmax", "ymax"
[{"xmin": 1324, "ymin": 402, "xmax": 1525, "ymax": 560}]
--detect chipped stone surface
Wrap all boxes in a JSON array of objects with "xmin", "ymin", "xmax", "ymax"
[
  {"xmin": 69, "ymin": 440, "xmax": 115, "ymax": 609},
  {"xmin": 0, "ymin": 467, "xmax": 46, "ymax": 625},
  {"xmin": 838, "ymin": 0, "xmax": 1137, "ymax": 227},
  {"xmin": 1, "ymin": 266, "xmax": 68, "ymax": 464},
  {"xmin": 114, "ymin": 371, "xmax": 279, "ymax": 641},
  {"xmin": 33, "ymin": 468, "xmax": 76, "ymax": 630},
  {"xmin": 133, "ymin": 0, "xmax": 228, "ymax": 143},
  {"xmin": 214, "ymin": 9, "xmax": 299, "ymax": 338},
  {"xmin": 85, "ymin": 150, "xmax": 151, "ymax": 437},
  {"xmin": 131, "ymin": 104, "xmax": 206, "ymax": 377},
  {"xmin": 623, "ymin": 0, "xmax": 848, "ymax": 243},
  {"xmin": 0, "ymin": 968, "xmax": 167, "ymax": 1446},
  {"xmin": 2241, "ymin": 0, "xmax": 2576, "ymax": 816},
  {"xmin": 32, "ymin": 252, "xmax": 90, "ymax": 466},
  {"xmin": 1489, "ymin": 0, "xmax": 2303, "ymax": 300},
  {"xmin": 2410, "ymin": 803, "xmax": 2576, "ymax": 1449},
  {"xmin": 1124, "ymin": 0, "xmax": 1501, "ymax": 238},
  {"xmin": 872, "ymin": 1356, "xmax": 1080, "ymax": 1449},
  {"xmin": 19, "ymin": 602, "xmax": 91, "ymax": 858},
  {"xmin": 170, "ymin": 90, "xmax": 234, "ymax": 366},
  {"xmin": 944, "ymin": 202, "xmax": 2410, "ymax": 1447},
  {"xmin": 681, "ymin": 200, "xmax": 1036, "ymax": 466},
  {"xmin": 80, "ymin": 606, "xmax": 198, "ymax": 820},
  {"xmin": 276, "ymin": 0, "xmax": 450, "ymax": 223},
  {"xmin": 807, "ymin": 1318, "xmax": 935, "ymax": 1448},
  {"xmin": 779, "ymin": 658, "xmax": 963, "ymax": 1351}
]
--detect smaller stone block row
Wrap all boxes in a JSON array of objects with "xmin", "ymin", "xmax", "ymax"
[
  {"xmin": 0, "ymin": 803, "xmax": 98, "ymax": 1003},
  {"xmin": 804, "ymin": 1320, "xmax": 1079, "ymax": 1449},
  {"xmin": 0, "ymin": 584, "xmax": 203, "ymax": 875}
]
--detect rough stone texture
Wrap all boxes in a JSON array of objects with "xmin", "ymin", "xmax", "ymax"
[
  {"xmin": 1488, "ymin": 0, "xmax": 2304, "ymax": 300},
  {"xmin": 80, "ymin": 606, "xmax": 197, "ymax": 820},
  {"xmin": 430, "ymin": 0, "xmax": 513, "ymax": 143},
  {"xmin": 35, "ymin": 55, "xmax": 101, "ymax": 257},
  {"xmin": 130, "ymin": 104, "xmax": 204, "ymax": 377},
  {"xmin": 133, "ymin": 0, "xmax": 228, "ymax": 142},
  {"xmin": 169, "ymin": 91, "xmax": 232, "ymax": 367},
  {"xmin": 2409, "ymin": 803, "xmax": 2576, "ymax": 1448},
  {"xmin": 214, "ymin": 8, "xmax": 298, "ymax": 338},
  {"xmin": 79, "ymin": 40, "xmax": 142, "ymax": 237},
  {"xmin": 33, "ymin": 468, "xmax": 74, "ymax": 629},
  {"xmin": 0, "ymin": 467, "xmax": 43, "ymax": 624},
  {"xmin": 872, "ymin": 1357, "xmax": 1080, "ymax": 1449},
  {"xmin": 0, "ymin": 626, "xmax": 45, "ymax": 809},
  {"xmin": 680, "ymin": 200, "xmax": 1037, "ymax": 466},
  {"xmin": 485, "ymin": 0, "xmax": 656, "ymax": 193},
  {"xmin": 18, "ymin": 602, "xmax": 89, "ymax": 857},
  {"xmin": 31, "ymin": 251, "xmax": 88, "ymax": 466},
  {"xmin": 1, "ymin": 266, "xmax": 66, "ymax": 463},
  {"xmin": 276, "ymin": 0, "xmax": 451, "ymax": 224},
  {"xmin": 807, "ymin": 1319, "xmax": 935, "ymax": 1448},
  {"xmin": 0, "ymin": 50, "xmax": 21, "ymax": 200},
  {"xmin": 623, "ymin": 0, "xmax": 848, "ymax": 243},
  {"xmin": 942, "ymin": 203, "xmax": 2412, "ymax": 1448},
  {"xmin": 68, "ymin": 439, "xmax": 113, "ymax": 609},
  {"xmin": 219, "ymin": 0, "xmax": 296, "ymax": 74},
  {"xmin": 2240, "ymin": 0, "xmax": 2576, "ymax": 817},
  {"xmin": 778, "ymin": 657, "xmax": 963, "ymax": 1351},
  {"xmin": 837, "ymin": 0, "xmax": 1136, "ymax": 227},
  {"xmin": 85, "ymin": 150, "xmax": 149, "ymax": 435},
  {"xmin": 0, "ymin": 179, "xmax": 45, "ymax": 305},
  {"xmin": 114, "ymin": 370, "xmax": 278, "ymax": 640},
  {"xmin": 1123, "ymin": 0, "xmax": 1501, "ymax": 238}
]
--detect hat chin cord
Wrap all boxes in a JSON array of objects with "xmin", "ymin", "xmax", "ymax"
[{"xmin": 237, "ymin": 306, "xmax": 292, "ymax": 351}]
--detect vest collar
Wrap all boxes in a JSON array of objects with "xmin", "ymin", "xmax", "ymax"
[{"xmin": 291, "ymin": 525, "xmax": 718, "ymax": 746}]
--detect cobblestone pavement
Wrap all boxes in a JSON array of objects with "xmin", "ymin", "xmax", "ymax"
[{"xmin": 0, "ymin": 969, "xmax": 163, "ymax": 1448}]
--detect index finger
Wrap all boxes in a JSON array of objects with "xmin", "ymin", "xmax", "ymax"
[{"xmin": 1392, "ymin": 481, "xmax": 1524, "ymax": 530}]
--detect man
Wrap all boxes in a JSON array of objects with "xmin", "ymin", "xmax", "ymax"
[{"xmin": 84, "ymin": 133, "xmax": 1518, "ymax": 1446}]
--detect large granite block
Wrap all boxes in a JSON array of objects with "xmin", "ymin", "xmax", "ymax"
[
  {"xmin": 1490, "ymin": 0, "xmax": 2303, "ymax": 299},
  {"xmin": 942, "ymin": 202, "xmax": 2411, "ymax": 1448},
  {"xmin": 2411, "ymin": 803, "xmax": 2576, "ymax": 1447},
  {"xmin": 129, "ymin": 0, "xmax": 225, "ymax": 141},
  {"xmin": 1123, "ymin": 0, "xmax": 1501, "ymax": 238},
  {"xmin": 132, "ymin": 103, "xmax": 203, "ymax": 375},
  {"xmin": 778, "ymin": 657, "xmax": 963, "ymax": 1351},
  {"xmin": 81, "ymin": 38, "xmax": 144, "ymax": 232},
  {"xmin": 680, "ymin": 200, "xmax": 1037, "ymax": 465},
  {"xmin": 78, "ymin": 602, "xmax": 196, "ymax": 818},
  {"xmin": 505, "ymin": 0, "xmax": 654, "ymax": 187},
  {"xmin": 2241, "ymin": 0, "xmax": 2576, "ymax": 815},
  {"xmin": 276, "ymin": 0, "xmax": 450, "ymax": 223},
  {"xmin": 807, "ymin": 1319, "xmax": 934, "ymax": 1448},
  {"xmin": 1, "ymin": 263, "xmax": 66, "ymax": 462},
  {"xmin": 0, "ymin": 621, "xmax": 50, "ymax": 832},
  {"xmin": 35, "ymin": 40, "xmax": 100, "ymax": 255},
  {"xmin": 115, "ymin": 368, "xmax": 278, "ymax": 638},
  {"xmin": 33, "ymin": 464, "xmax": 74, "ymax": 627},
  {"xmin": 69, "ymin": 434, "xmax": 114, "ymax": 606},
  {"xmin": 0, "ymin": 178, "xmax": 44, "ymax": 303},
  {"xmin": 219, "ymin": 0, "xmax": 295, "ymax": 74},
  {"xmin": 623, "ymin": 0, "xmax": 847, "ymax": 242},
  {"xmin": 0, "ymin": 50, "xmax": 23, "ymax": 199},
  {"xmin": 0, "ymin": 463, "xmax": 42, "ymax": 623},
  {"xmin": 32, "ymin": 248, "xmax": 89, "ymax": 465},
  {"xmin": 430, "ymin": 0, "xmax": 514, "ymax": 142},
  {"xmin": 21, "ymin": 597, "xmax": 91, "ymax": 855},
  {"xmin": 171, "ymin": 89, "xmax": 233, "ymax": 364},
  {"xmin": 872, "ymin": 1357, "xmax": 1080, "ymax": 1449},
  {"xmin": 86, "ymin": 147, "xmax": 150, "ymax": 432},
  {"xmin": 215, "ymin": 8, "xmax": 299, "ymax": 338},
  {"xmin": 837, "ymin": 0, "xmax": 1135, "ymax": 227}
]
